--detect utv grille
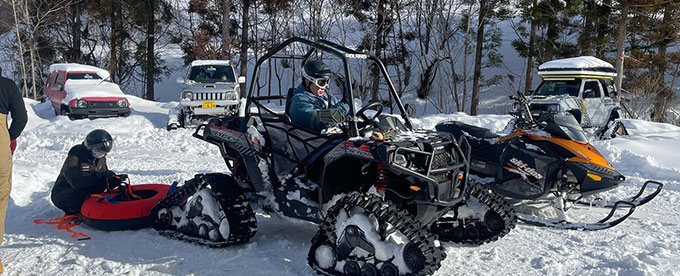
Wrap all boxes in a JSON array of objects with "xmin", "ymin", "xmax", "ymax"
[
  {"xmin": 193, "ymin": 92, "xmax": 225, "ymax": 100},
  {"xmin": 430, "ymin": 150, "xmax": 453, "ymax": 182}
]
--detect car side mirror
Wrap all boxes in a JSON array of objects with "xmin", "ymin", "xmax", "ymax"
[
  {"xmin": 316, "ymin": 109, "xmax": 345, "ymax": 124},
  {"xmin": 176, "ymin": 77, "xmax": 185, "ymax": 84},
  {"xmin": 583, "ymin": 89, "xmax": 595, "ymax": 98},
  {"xmin": 404, "ymin": 104, "xmax": 415, "ymax": 117},
  {"xmin": 238, "ymin": 76, "xmax": 246, "ymax": 84}
]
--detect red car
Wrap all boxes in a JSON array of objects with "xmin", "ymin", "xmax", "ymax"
[{"xmin": 44, "ymin": 63, "xmax": 130, "ymax": 120}]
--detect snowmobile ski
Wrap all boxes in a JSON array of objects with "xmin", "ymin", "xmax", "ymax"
[
  {"xmin": 150, "ymin": 173, "xmax": 257, "ymax": 247},
  {"xmin": 431, "ymin": 180, "xmax": 517, "ymax": 245},
  {"xmin": 308, "ymin": 193, "xmax": 446, "ymax": 276},
  {"xmin": 517, "ymin": 200, "xmax": 637, "ymax": 231},
  {"xmin": 576, "ymin": 180, "xmax": 663, "ymax": 208}
]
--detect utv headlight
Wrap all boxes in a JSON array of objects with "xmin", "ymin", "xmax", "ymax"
[
  {"xmin": 181, "ymin": 91, "xmax": 193, "ymax": 100},
  {"xmin": 117, "ymin": 99, "xmax": 128, "ymax": 107},
  {"xmin": 225, "ymin": 91, "xmax": 238, "ymax": 100},
  {"xmin": 547, "ymin": 104, "xmax": 560, "ymax": 112},
  {"xmin": 394, "ymin": 153, "xmax": 408, "ymax": 167},
  {"xmin": 76, "ymin": 99, "xmax": 88, "ymax": 108}
]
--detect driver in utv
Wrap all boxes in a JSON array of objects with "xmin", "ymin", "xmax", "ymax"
[
  {"xmin": 51, "ymin": 129, "xmax": 123, "ymax": 215},
  {"xmin": 288, "ymin": 60, "xmax": 349, "ymax": 133}
]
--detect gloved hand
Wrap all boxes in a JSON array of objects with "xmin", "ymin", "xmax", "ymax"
[
  {"xmin": 101, "ymin": 171, "xmax": 121, "ymax": 190},
  {"xmin": 321, "ymin": 126, "xmax": 343, "ymax": 135},
  {"xmin": 10, "ymin": 139, "xmax": 16, "ymax": 156}
]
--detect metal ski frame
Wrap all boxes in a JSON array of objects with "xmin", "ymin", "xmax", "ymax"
[{"xmin": 518, "ymin": 180, "xmax": 663, "ymax": 230}]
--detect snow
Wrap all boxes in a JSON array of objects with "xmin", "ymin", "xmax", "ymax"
[
  {"xmin": 4, "ymin": 97, "xmax": 680, "ymax": 275},
  {"xmin": 62, "ymin": 80, "xmax": 127, "ymax": 104},
  {"xmin": 538, "ymin": 56, "xmax": 614, "ymax": 71},
  {"xmin": 49, "ymin": 63, "xmax": 111, "ymax": 80},
  {"xmin": 190, "ymin": 60, "xmax": 233, "ymax": 67}
]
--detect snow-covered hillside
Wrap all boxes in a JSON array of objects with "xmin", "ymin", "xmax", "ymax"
[{"xmin": 3, "ymin": 97, "xmax": 680, "ymax": 275}]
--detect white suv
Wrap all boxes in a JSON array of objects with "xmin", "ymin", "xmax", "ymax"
[
  {"xmin": 528, "ymin": 56, "xmax": 626, "ymax": 138},
  {"xmin": 167, "ymin": 60, "xmax": 245, "ymax": 130}
]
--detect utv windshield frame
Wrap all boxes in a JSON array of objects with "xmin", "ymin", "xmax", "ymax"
[{"xmin": 244, "ymin": 36, "xmax": 414, "ymax": 137}]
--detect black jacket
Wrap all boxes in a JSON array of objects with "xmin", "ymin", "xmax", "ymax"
[
  {"xmin": 52, "ymin": 144, "xmax": 111, "ymax": 197},
  {"xmin": 0, "ymin": 76, "xmax": 27, "ymax": 140}
]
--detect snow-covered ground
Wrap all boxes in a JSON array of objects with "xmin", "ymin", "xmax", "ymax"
[{"xmin": 3, "ymin": 97, "xmax": 680, "ymax": 275}]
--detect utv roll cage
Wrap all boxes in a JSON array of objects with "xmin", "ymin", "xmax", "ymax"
[{"xmin": 244, "ymin": 36, "xmax": 414, "ymax": 137}]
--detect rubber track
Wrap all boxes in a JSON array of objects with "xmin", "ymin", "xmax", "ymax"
[
  {"xmin": 308, "ymin": 193, "xmax": 446, "ymax": 276},
  {"xmin": 150, "ymin": 173, "xmax": 258, "ymax": 247},
  {"xmin": 431, "ymin": 180, "xmax": 517, "ymax": 245}
]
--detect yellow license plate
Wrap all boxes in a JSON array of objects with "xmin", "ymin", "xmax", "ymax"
[{"xmin": 201, "ymin": 101, "xmax": 216, "ymax": 108}]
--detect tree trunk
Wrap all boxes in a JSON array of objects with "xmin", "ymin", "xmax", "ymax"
[
  {"xmin": 461, "ymin": 1, "xmax": 473, "ymax": 112},
  {"xmin": 239, "ymin": 0, "xmax": 250, "ymax": 95},
  {"xmin": 471, "ymin": 0, "xmax": 487, "ymax": 116},
  {"xmin": 10, "ymin": 0, "xmax": 28, "ymax": 97},
  {"xmin": 21, "ymin": 0, "xmax": 37, "ymax": 99},
  {"xmin": 221, "ymin": 0, "xmax": 231, "ymax": 59},
  {"xmin": 524, "ymin": 0, "xmax": 538, "ymax": 94},
  {"xmin": 110, "ymin": 0, "xmax": 118, "ymax": 82},
  {"xmin": 371, "ymin": 0, "xmax": 385, "ymax": 102},
  {"xmin": 579, "ymin": 0, "xmax": 594, "ymax": 56},
  {"xmin": 614, "ymin": 1, "xmax": 629, "ymax": 94},
  {"xmin": 71, "ymin": 0, "xmax": 82, "ymax": 63},
  {"xmin": 652, "ymin": 3, "xmax": 672, "ymax": 122},
  {"xmin": 145, "ymin": 0, "xmax": 155, "ymax": 100}
]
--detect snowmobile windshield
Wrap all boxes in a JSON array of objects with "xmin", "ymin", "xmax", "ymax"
[
  {"xmin": 534, "ymin": 80, "xmax": 580, "ymax": 97},
  {"xmin": 188, "ymin": 65, "xmax": 236, "ymax": 83},
  {"xmin": 543, "ymin": 112, "xmax": 588, "ymax": 143}
]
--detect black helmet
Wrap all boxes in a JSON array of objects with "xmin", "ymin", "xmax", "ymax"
[
  {"xmin": 84, "ymin": 129, "xmax": 113, "ymax": 158},
  {"xmin": 303, "ymin": 60, "xmax": 332, "ymax": 80}
]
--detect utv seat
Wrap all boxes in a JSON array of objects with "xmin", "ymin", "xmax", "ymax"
[{"xmin": 284, "ymin": 87, "xmax": 296, "ymax": 115}]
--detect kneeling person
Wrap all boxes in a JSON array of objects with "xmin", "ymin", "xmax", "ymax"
[{"xmin": 51, "ymin": 129, "xmax": 122, "ymax": 215}]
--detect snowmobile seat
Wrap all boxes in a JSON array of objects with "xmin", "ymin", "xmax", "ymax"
[{"xmin": 436, "ymin": 121, "xmax": 499, "ymax": 149}]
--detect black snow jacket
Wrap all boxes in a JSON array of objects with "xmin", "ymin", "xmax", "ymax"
[
  {"xmin": 0, "ymin": 76, "xmax": 27, "ymax": 140},
  {"xmin": 51, "ymin": 144, "xmax": 114, "ymax": 214}
]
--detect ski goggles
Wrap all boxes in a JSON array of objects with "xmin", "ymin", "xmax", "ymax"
[{"xmin": 302, "ymin": 70, "xmax": 330, "ymax": 89}]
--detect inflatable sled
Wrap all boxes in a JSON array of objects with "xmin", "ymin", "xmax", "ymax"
[{"xmin": 81, "ymin": 184, "xmax": 171, "ymax": 231}]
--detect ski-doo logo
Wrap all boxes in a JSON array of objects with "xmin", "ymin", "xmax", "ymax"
[{"xmin": 504, "ymin": 158, "xmax": 544, "ymax": 180}]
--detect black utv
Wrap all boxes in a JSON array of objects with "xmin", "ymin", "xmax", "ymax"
[{"xmin": 151, "ymin": 37, "xmax": 508, "ymax": 275}]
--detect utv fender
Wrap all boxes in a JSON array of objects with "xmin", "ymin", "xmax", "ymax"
[{"xmin": 196, "ymin": 123, "xmax": 266, "ymax": 191}]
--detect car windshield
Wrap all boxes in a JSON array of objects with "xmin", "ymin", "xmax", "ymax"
[
  {"xmin": 534, "ymin": 80, "xmax": 580, "ymax": 97},
  {"xmin": 188, "ymin": 65, "xmax": 235, "ymax": 83},
  {"xmin": 67, "ymin": 72, "xmax": 102, "ymax": 80}
]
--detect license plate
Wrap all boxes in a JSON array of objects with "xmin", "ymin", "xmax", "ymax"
[{"xmin": 202, "ymin": 101, "xmax": 216, "ymax": 108}]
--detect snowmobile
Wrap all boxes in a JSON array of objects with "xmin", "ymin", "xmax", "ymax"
[
  {"xmin": 150, "ymin": 37, "xmax": 511, "ymax": 275},
  {"xmin": 433, "ymin": 91, "xmax": 663, "ymax": 241}
]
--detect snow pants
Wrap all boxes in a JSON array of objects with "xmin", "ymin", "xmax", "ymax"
[{"xmin": 0, "ymin": 113, "xmax": 11, "ymax": 247}]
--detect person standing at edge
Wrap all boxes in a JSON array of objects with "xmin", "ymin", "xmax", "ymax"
[{"xmin": 0, "ymin": 67, "xmax": 28, "ymax": 272}]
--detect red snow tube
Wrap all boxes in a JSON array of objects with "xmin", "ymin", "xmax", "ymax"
[{"xmin": 80, "ymin": 184, "xmax": 170, "ymax": 231}]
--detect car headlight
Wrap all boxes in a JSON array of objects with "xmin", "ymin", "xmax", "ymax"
[
  {"xmin": 547, "ymin": 104, "xmax": 560, "ymax": 112},
  {"xmin": 181, "ymin": 91, "xmax": 193, "ymax": 100},
  {"xmin": 225, "ymin": 91, "xmax": 238, "ymax": 100},
  {"xmin": 394, "ymin": 153, "xmax": 408, "ymax": 167},
  {"xmin": 76, "ymin": 99, "xmax": 88, "ymax": 108},
  {"xmin": 118, "ymin": 99, "xmax": 128, "ymax": 107}
]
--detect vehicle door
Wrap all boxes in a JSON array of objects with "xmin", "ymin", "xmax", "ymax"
[
  {"xmin": 581, "ymin": 79, "xmax": 606, "ymax": 127},
  {"xmin": 44, "ymin": 72, "xmax": 56, "ymax": 102}
]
